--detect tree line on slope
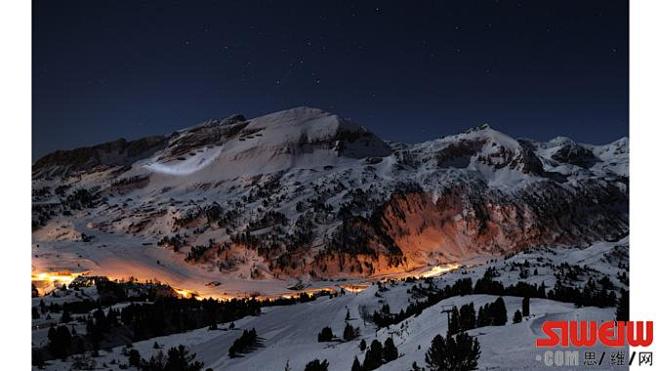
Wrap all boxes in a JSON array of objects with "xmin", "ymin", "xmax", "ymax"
[
  {"xmin": 34, "ymin": 284, "xmax": 333, "ymax": 365},
  {"xmin": 369, "ymin": 268, "xmax": 620, "ymax": 328},
  {"xmin": 34, "ymin": 296, "xmax": 261, "ymax": 365},
  {"xmin": 446, "ymin": 297, "xmax": 508, "ymax": 336}
]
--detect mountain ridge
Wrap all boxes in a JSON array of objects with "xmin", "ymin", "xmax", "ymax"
[
  {"xmin": 33, "ymin": 106, "xmax": 628, "ymax": 180},
  {"xmin": 32, "ymin": 107, "xmax": 628, "ymax": 285}
]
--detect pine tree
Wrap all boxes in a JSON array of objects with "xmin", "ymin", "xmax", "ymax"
[
  {"xmin": 513, "ymin": 310, "xmax": 523, "ymax": 323},
  {"xmin": 128, "ymin": 349, "xmax": 141, "ymax": 367},
  {"xmin": 48, "ymin": 325, "xmax": 72, "ymax": 359},
  {"xmin": 363, "ymin": 339, "xmax": 383, "ymax": 370},
  {"xmin": 60, "ymin": 307, "xmax": 72, "ymax": 323},
  {"xmin": 476, "ymin": 306, "xmax": 487, "ymax": 327},
  {"xmin": 317, "ymin": 326, "xmax": 334, "ymax": 342},
  {"xmin": 359, "ymin": 338, "xmax": 367, "ymax": 351},
  {"xmin": 304, "ymin": 359, "xmax": 329, "ymax": 371},
  {"xmin": 448, "ymin": 306, "xmax": 461, "ymax": 335},
  {"xmin": 383, "ymin": 337, "xmax": 398, "ymax": 362},
  {"xmin": 343, "ymin": 323, "xmax": 360, "ymax": 341},
  {"xmin": 47, "ymin": 325, "xmax": 56, "ymax": 346},
  {"xmin": 164, "ymin": 345, "xmax": 204, "ymax": 371},
  {"xmin": 32, "ymin": 348, "xmax": 45, "ymax": 368},
  {"xmin": 229, "ymin": 328, "xmax": 258, "ymax": 357},
  {"xmin": 522, "ymin": 296, "xmax": 530, "ymax": 317},
  {"xmin": 351, "ymin": 356, "xmax": 362, "ymax": 371},
  {"xmin": 425, "ymin": 333, "xmax": 449, "ymax": 370},
  {"xmin": 459, "ymin": 303, "xmax": 476, "ymax": 331},
  {"xmin": 143, "ymin": 351, "xmax": 166, "ymax": 370},
  {"xmin": 493, "ymin": 297, "xmax": 507, "ymax": 325}
]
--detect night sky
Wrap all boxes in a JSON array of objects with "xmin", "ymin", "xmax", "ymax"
[{"xmin": 33, "ymin": 0, "xmax": 628, "ymax": 159}]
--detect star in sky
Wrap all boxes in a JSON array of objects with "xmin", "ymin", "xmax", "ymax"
[{"xmin": 32, "ymin": 0, "xmax": 629, "ymax": 159}]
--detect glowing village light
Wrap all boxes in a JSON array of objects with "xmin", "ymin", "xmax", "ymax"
[
  {"xmin": 419, "ymin": 263, "xmax": 461, "ymax": 278},
  {"xmin": 31, "ymin": 271, "xmax": 83, "ymax": 285},
  {"xmin": 339, "ymin": 283, "xmax": 370, "ymax": 293},
  {"xmin": 31, "ymin": 263, "xmax": 461, "ymax": 301},
  {"xmin": 173, "ymin": 287, "xmax": 199, "ymax": 299}
]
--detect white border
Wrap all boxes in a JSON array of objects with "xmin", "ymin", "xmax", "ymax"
[
  {"xmin": 630, "ymin": 0, "xmax": 658, "ymax": 368},
  {"xmin": 0, "ymin": 0, "xmax": 31, "ymax": 367},
  {"xmin": 629, "ymin": 0, "xmax": 658, "ymax": 321}
]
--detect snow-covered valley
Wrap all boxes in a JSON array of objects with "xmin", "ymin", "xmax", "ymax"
[{"xmin": 31, "ymin": 107, "xmax": 629, "ymax": 370}]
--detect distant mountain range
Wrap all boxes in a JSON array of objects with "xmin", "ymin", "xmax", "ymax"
[{"xmin": 32, "ymin": 107, "xmax": 628, "ymax": 280}]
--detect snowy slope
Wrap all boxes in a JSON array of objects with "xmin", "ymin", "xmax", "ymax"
[{"xmin": 39, "ymin": 293, "xmax": 621, "ymax": 371}]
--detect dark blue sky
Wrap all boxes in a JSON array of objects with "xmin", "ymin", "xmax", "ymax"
[{"xmin": 33, "ymin": 0, "xmax": 628, "ymax": 159}]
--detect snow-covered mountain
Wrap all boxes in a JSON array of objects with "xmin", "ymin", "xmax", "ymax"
[{"xmin": 32, "ymin": 107, "xmax": 628, "ymax": 293}]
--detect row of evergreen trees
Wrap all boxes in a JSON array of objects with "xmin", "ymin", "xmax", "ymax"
[
  {"xmin": 36, "ymin": 287, "xmax": 335, "ymax": 364},
  {"xmin": 121, "ymin": 297, "xmax": 261, "ymax": 342},
  {"xmin": 371, "ymin": 268, "xmax": 622, "ymax": 329},
  {"xmin": 283, "ymin": 358, "xmax": 332, "ymax": 371},
  {"xmin": 317, "ymin": 322, "xmax": 361, "ymax": 342},
  {"xmin": 41, "ymin": 305, "xmax": 122, "ymax": 362},
  {"xmin": 303, "ymin": 359, "xmax": 329, "ymax": 371},
  {"xmin": 36, "ymin": 297, "xmax": 263, "ymax": 363},
  {"xmin": 46, "ymin": 325, "xmax": 73, "ymax": 360},
  {"xmin": 447, "ymin": 297, "xmax": 510, "ymax": 336},
  {"xmin": 127, "ymin": 345, "xmax": 205, "ymax": 371},
  {"xmin": 548, "ymin": 277, "xmax": 617, "ymax": 308},
  {"xmin": 351, "ymin": 337, "xmax": 399, "ymax": 371},
  {"xmin": 370, "ymin": 278, "xmax": 475, "ymax": 327},
  {"xmin": 228, "ymin": 328, "xmax": 259, "ymax": 358},
  {"xmin": 424, "ymin": 332, "xmax": 480, "ymax": 371}
]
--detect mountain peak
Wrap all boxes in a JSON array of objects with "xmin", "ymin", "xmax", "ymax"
[{"xmin": 231, "ymin": 106, "xmax": 391, "ymax": 159}]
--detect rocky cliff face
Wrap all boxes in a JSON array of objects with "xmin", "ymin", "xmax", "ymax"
[{"xmin": 32, "ymin": 107, "xmax": 628, "ymax": 279}]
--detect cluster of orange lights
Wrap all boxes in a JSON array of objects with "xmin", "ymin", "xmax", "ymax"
[
  {"xmin": 339, "ymin": 284, "xmax": 370, "ymax": 293},
  {"xmin": 31, "ymin": 271, "xmax": 85, "ymax": 295},
  {"xmin": 32, "ymin": 263, "xmax": 459, "ymax": 300},
  {"xmin": 419, "ymin": 263, "xmax": 460, "ymax": 278},
  {"xmin": 31, "ymin": 271, "xmax": 82, "ymax": 285},
  {"xmin": 173, "ymin": 288, "xmax": 199, "ymax": 299}
]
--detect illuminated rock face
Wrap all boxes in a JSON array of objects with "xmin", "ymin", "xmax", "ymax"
[
  {"xmin": 373, "ymin": 184, "xmax": 626, "ymax": 267},
  {"xmin": 32, "ymin": 107, "xmax": 628, "ymax": 280}
]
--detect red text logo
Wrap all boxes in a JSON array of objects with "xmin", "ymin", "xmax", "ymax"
[{"xmin": 536, "ymin": 321, "xmax": 653, "ymax": 348}]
